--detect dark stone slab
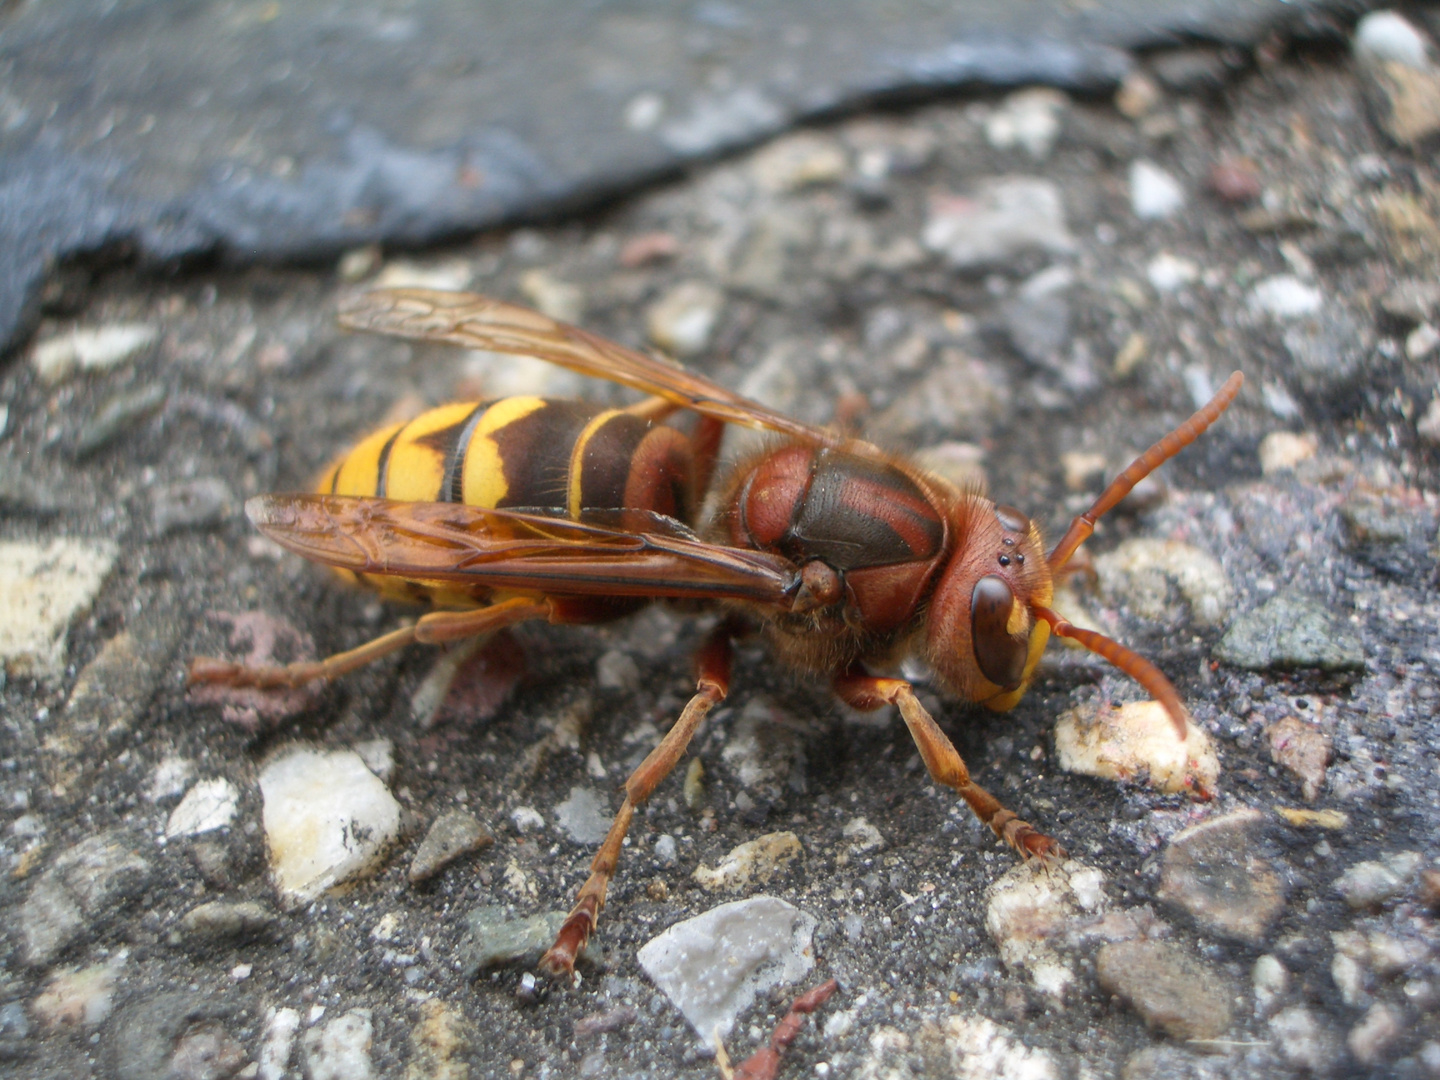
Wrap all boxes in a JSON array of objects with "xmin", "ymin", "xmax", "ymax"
[{"xmin": 0, "ymin": 0, "xmax": 1364, "ymax": 353}]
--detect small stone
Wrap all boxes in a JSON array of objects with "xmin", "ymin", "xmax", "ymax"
[
  {"xmin": 337, "ymin": 245, "xmax": 382, "ymax": 281},
  {"xmin": 258, "ymin": 746, "xmax": 401, "ymax": 905},
  {"xmin": 177, "ymin": 900, "xmax": 276, "ymax": 944},
  {"xmin": 1113, "ymin": 332, "xmax": 1148, "ymax": 378},
  {"xmin": 1355, "ymin": 13, "xmax": 1440, "ymax": 146},
  {"xmin": 1054, "ymin": 700, "xmax": 1220, "ymax": 797},
  {"xmin": 1157, "ymin": 809, "xmax": 1287, "ymax": 944},
  {"xmin": 985, "ymin": 861, "xmax": 1107, "ymax": 1000},
  {"xmin": 683, "ymin": 758, "xmax": 706, "ymax": 811},
  {"xmin": 1407, "ymin": 321, "xmax": 1440, "ymax": 359},
  {"xmin": 1250, "ymin": 275, "xmax": 1323, "ymax": 319},
  {"xmin": 1355, "ymin": 11, "xmax": 1433, "ymax": 68},
  {"xmin": 1130, "ymin": 160, "xmax": 1185, "ymax": 220},
  {"xmin": 750, "ymin": 131, "xmax": 848, "ymax": 191},
  {"xmin": 720, "ymin": 698, "xmax": 806, "ymax": 802},
  {"xmin": 33, "ymin": 955, "xmax": 125, "ymax": 1029},
  {"xmin": 1377, "ymin": 277, "xmax": 1440, "ymax": 328},
  {"xmin": 1277, "ymin": 807, "xmax": 1348, "ymax": 830},
  {"xmin": 636, "ymin": 895, "xmax": 816, "ymax": 1049},
  {"xmin": 510, "ymin": 807, "xmax": 544, "ymax": 834},
  {"xmin": 518, "ymin": 269, "xmax": 586, "ymax": 323},
  {"xmin": 1252, "ymin": 955, "xmax": 1289, "ymax": 1018},
  {"xmin": 1270, "ymin": 1006, "xmax": 1340, "ymax": 1074},
  {"xmin": 409, "ymin": 810, "xmax": 493, "ymax": 884},
  {"xmin": 75, "ymin": 383, "xmax": 168, "ymax": 458},
  {"xmin": 618, "ymin": 231, "xmax": 680, "ymax": 268},
  {"xmin": 373, "ymin": 258, "xmax": 473, "ymax": 291},
  {"xmin": 1334, "ymin": 851, "xmax": 1423, "ymax": 909},
  {"xmin": 1209, "ymin": 157, "xmax": 1262, "ymax": 203},
  {"xmin": 259, "ymin": 1007, "xmax": 300, "ymax": 1080},
  {"xmin": 647, "ymin": 281, "xmax": 724, "ymax": 358},
  {"xmin": 353, "ymin": 738, "xmax": 394, "ymax": 782},
  {"xmin": 1096, "ymin": 940, "xmax": 1234, "ymax": 1041},
  {"xmin": 106, "ymin": 993, "xmax": 244, "ymax": 1080},
  {"xmin": 1348, "ymin": 1003, "xmax": 1402, "ymax": 1067},
  {"xmin": 1094, "ymin": 537, "xmax": 1231, "ymax": 628},
  {"xmin": 32, "ymin": 322, "xmax": 158, "ymax": 384},
  {"xmin": 1060, "ymin": 452, "xmax": 1107, "ymax": 493},
  {"xmin": 983, "ymin": 88, "xmax": 1068, "ymax": 160},
  {"xmin": 166, "ymin": 778, "xmax": 240, "ymax": 839},
  {"xmin": 1258, "ymin": 431, "xmax": 1319, "ymax": 474},
  {"xmin": 457, "ymin": 906, "xmax": 597, "ymax": 975},
  {"xmin": 1115, "ymin": 71, "xmax": 1164, "ymax": 118},
  {"xmin": 1265, "ymin": 717, "xmax": 1332, "ymax": 802},
  {"xmin": 692, "ymin": 831, "xmax": 803, "ymax": 891},
  {"xmin": 1001, "ymin": 265, "xmax": 1074, "ymax": 369},
  {"xmin": 554, "ymin": 787, "xmax": 611, "ymax": 846},
  {"xmin": 595, "ymin": 649, "xmax": 640, "ymax": 691},
  {"xmin": 302, "ymin": 1008, "xmax": 374, "ymax": 1080},
  {"xmin": 924, "ymin": 1014, "xmax": 1059, "ymax": 1079},
  {"xmin": 654, "ymin": 834, "xmax": 679, "ymax": 866},
  {"xmin": 405, "ymin": 999, "xmax": 472, "ymax": 1080},
  {"xmin": 922, "ymin": 177, "xmax": 1076, "ymax": 269},
  {"xmin": 1144, "ymin": 252, "xmax": 1199, "ymax": 293},
  {"xmin": 1214, "ymin": 591, "xmax": 1366, "ymax": 673},
  {"xmin": 841, "ymin": 816, "xmax": 884, "ymax": 854},
  {"xmin": 0, "ymin": 538, "xmax": 119, "ymax": 682},
  {"xmin": 151, "ymin": 478, "xmax": 234, "ymax": 535},
  {"xmin": 21, "ymin": 830, "xmax": 153, "ymax": 965}
]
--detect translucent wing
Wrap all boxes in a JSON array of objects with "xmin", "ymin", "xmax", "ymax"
[
  {"xmin": 337, "ymin": 288, "xmax": 842, "ymax": 446},
  {"xmin": 248, "ymin": 494, "xmax": 799, "ymax": 606}
]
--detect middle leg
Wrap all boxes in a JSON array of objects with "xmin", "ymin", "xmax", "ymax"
[
  {"xmin": 833, "ymin": 669, "xmax": 1064, "ymax": 862},
  {"xmin": 539, "ymin": 618, "xmax": 739, "ymax": 979}
]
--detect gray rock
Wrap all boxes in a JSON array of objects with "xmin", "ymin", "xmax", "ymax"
[
  {"xmin": 106, "ymin": 993, "xmax": 244, "ymax": 1080},
  {"xmin": 1214, "ymin": 591, "xmax": 1365, "ymax": 673},
  {"xmin": 554, "ymin": 787, "xmax": 612, "ymax": 847},
  {"xmin": 175, "ymin": 900, "xmax": 277, "ymax": 945},
  {"xmin": 408, "ymin": 810, "xmax": 493, "ymax": 884},
  {"xmin": 1096, "ymin": 940, "xmax": 1234, "ymax": 1041},
  {"xmin": 74, "ymin": 383, "xmax": 168, "ymax": 458},
  {"xmin": 1334, "ymin": 851, "xmax": 1423, "ymax": 909},
  {"xmin": 923, "ymin": 176, "xmax": 1076, "ymax": 269},
  {"xmin": 457, "ymin": 906, "xmax": 597, "ymax": 976},
  {"xmin": 20, "ymin": 831, "xmax": 153, "ymax": 966},
  {"xmin": 150, "ymin": 477, "xmax": 235, "ymax": 536},
  {"xmin": 1157, "ymin": 809, "xmax": 1288, "ymax": 944},
  {"xmin": 636, "ymin": 895, "xmax": 816, "ymax": 1049}
]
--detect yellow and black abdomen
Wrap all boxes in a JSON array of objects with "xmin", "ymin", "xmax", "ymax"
[{"xmin": 318, "ymin": 397, "xmax": 696, "ymax": 605}]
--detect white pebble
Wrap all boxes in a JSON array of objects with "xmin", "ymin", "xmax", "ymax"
[
  {"xmin": 301, "ymin": 1008, "xmax": 374, "ymax": 1080},
  {"xmin": 1259, "ymin": 432, "xmax": 1319, "ymax": 474},
  {"xmin": 984, "ymin": 87, "xmax": 1068, "ymax": 160},
  {"xmin": 1129, "ymin": 160, "xmax": 1185, "ymax": 220},
  {"xmin": 510, "ymin": 806, "xmax": 545, "ymax": 834},
  {"xmin": 1405, "ymin": 322, "xmax": 1440, "ymax": 359},
  {"xmin": 165, "ymin": 778, "xmax": 239, "ymax": 839},
  {"xmin": 1253, "ymin": 954, "xmax": 1290, "ymax": 1018},
  {"xmin": 637, "ymin": 896, "xmax": 816, "ymax": 1048},
  {"xmin": 145, "ymin": 756, "xmax": 196, "ymax": 803},
  {"xmin": 595, "ymin": 649, "xmax": 640, "ymax": 691},
  {"xmin": 1250, "ymin": 275, "xmax": 1323, "ymax": 319},
  {"xmin": 372, "ymin": 258, "xmax": 473, "ymax": 292},
  {"xmin": 1055, "ymin": 700, "xmax": 1220, "ymax": 796},
  {"xmin": 0, "ymin": 539, "xmax": 119, "ymax": 683},
  {"xmin": 985, "ymin": 860, "xmax": 1107, "ymax": 1001},
  {"xmin": 32, "ymin": 323, "xmax": 158, "ymax": 384},
  {"xmin": 554, "ymin": 786, "xmax": 611, "ymax": 846},
  {"xmin": 692, "ymin": 832, "xmax": 803, "ymax": 891},
  {"xmin": 258, "ymin": 748, "xmax": 401, "ymax": 905},
  {"xmin": 1354, "ymin": 11, "xmax": 1432, "ymax": 70},
  {"xmin": 1146, "ymin": 252, "xmax": 1200, "ymax": 292},
  {"xmin": 654, "ymin": 834, "xmax": 678, "ymax": 866},
  {"xmin": 352, "ymin": 738, "xmax": 394, "ymax": 782},
  {"xmin": 258, "ymin": 1006, "xmax": 301, "ymax": 1080},
  {"xmin": 647, "ymin": 281, "xmax": 724, "ymax": 358}
]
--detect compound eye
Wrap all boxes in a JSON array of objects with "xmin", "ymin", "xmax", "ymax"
[
  {"xmin": 971, "ymin": 575, "xmax": 1028, "ymax": 690},
  {"xmin": 994, "ymin": 505, "xmax": 1031, "ymax": 535}
]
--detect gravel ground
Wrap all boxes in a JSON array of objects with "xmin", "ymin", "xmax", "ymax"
[{"xmin": 3, "ymin": 19, "xmax": 1440, "ymax": 1080}]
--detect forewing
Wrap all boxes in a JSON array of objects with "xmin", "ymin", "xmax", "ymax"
[
  {"xmin": 337, "ymin": 288, "xmax": 841, "ymax": 446},
  {"xmin": 248, "ymin": 494, "xmax": 798, "ymax": 606}
]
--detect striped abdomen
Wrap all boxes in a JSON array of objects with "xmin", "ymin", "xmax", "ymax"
[{"xmin": 319, "ymin": 397, "xmax": 695, "ymax": 605}]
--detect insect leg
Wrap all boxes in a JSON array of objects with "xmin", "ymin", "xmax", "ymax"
[
  {"xmin": 539, "ymin": 619, "xmax": 736, "ymax": 980},
  {"xmin": 187, "ymin": 596, "xmax": 551, "ymax": 689},
  {"xmin": 833, "ymin": 671, "xmax": 1064, "ymax": 863}
]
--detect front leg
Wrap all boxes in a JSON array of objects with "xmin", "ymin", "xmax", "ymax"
[{"xmin": 833, "ymin": 670, "xmax": 1063, "ymax": 862}]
